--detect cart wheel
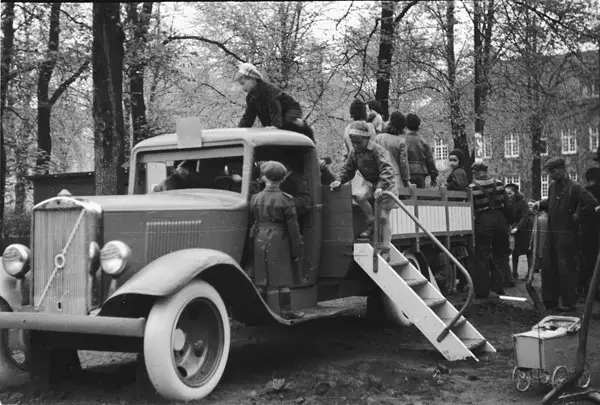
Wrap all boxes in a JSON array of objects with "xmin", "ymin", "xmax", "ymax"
[
  {"xmin": 551, "ymin": 366, "xmax": 569, "ymax": 389},
  {"xmin": 512, "ymin": 367, "xmax": 532, "ymax": 392},
  {"xmin": 577, "ymin": 364, "xmax": 591, "ymax": 389}
]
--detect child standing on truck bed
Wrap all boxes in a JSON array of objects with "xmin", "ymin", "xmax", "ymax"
[
  {"xmin": 250, "ymin": 161, "xmax": 305, "ymax": 320},
  {"xmin": 330, "ymin": 121, "xmax": 397, "ymax": 262}
]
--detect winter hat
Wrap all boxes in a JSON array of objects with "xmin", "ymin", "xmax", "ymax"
[
  {"xmin": 471, "ymin": 162, "xmax": 488, "ymax": 172},
  {"xmin": 367, "ymin": 100, "xmax": 383, "ymax": 115},
  {"xmin": 260, "ymin": 160, "xmax": 287, "ymax": 182},
  {"xmin": 349, "ymin": 99, "xmax": 367, "ymax": 121},
  {"xmin": 543, "ymin": 156, "xmax": 565, "ymax": 170},
  {"xmin": 234, "ymin": 62, "xmax": 263, "ymax": 82},
  {"xmin": 448, "ymin": 149, "xmax": 465, "ymax": 167},
  {"xmin": 406, "ymin": 113, "xmax": 421, "ymax": 131},
  {"xmin": 388, "ymin": 111, "xmax": 405, "ymax": 133},
  {"xmin": 347, "ymin": 121, "xmax": 374, "ymax": 139}
]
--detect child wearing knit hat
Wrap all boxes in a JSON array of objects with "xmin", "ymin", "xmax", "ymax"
[
  {"xmin": 249, "ymin": 160, "xmax": 305, "ymax": 319},
  {"xmin": 235, "ymin": 63, "xmax": 315, "ymax": 142}
]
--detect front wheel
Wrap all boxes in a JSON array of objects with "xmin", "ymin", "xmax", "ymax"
[
  {"xmin": 143, "ymin": 280, "xmax": 231, "ymax": 401},
  {"xmin": 0, "ymin": 301, "xmax": 30, "ymax": 383}
]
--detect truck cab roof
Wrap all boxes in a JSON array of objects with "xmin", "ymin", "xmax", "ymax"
[{"xmin": 132, "ymin": 127, "xmax": 315, "ymax": 154}]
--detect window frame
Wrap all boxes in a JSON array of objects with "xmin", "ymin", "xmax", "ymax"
[
  {"xmin": 561, "ymin": 128, "xmax": 577, "ymax": 155},
  {"xmin": 434, "ymin": 137, "xmax": 449, "ymax": 162},
  {"xmin": 589, "ymin": 126, "xmax": 599, "ymax": 152},
  {"xmin": 504, "ymin": 176, "xmax": 521, "ymax": 190},
  {"xmin": 541, "ymin": 174, "xmax": 549, "ymax": 199},
  {"xmin": 504, "ymin": 133, "xmax": 519, "ymax": 158}
]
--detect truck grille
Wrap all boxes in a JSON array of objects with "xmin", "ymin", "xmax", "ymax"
[{"xmin": 32, "ymin": 205, "xmax": 95, "ymax": 315}]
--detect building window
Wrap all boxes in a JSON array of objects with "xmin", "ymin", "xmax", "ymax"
[
  {"xmin": 504, "ymin": 133, "xmax": 519, "ymax": 158},
  {"xmin": 541, "ymin": 174, "xmax": 549, "ymax": 199},
  {"xmin": 590, "ymin": 126, "xmax": 599, "ymax": 152},
  {"xmin": 483, "ymin": 136, "xmax": 492, "ymax": 158},
  {"xmin": 505, "ymin": 176, "xmax": 521, "ymax": 190},
  {"xmin": 570, "ymin": 172, "xmax": 578, "ymax": 182},
  {"xmin": 540, "ymin": 135, "xmax": 548, "ymax": 156},
  {"xmin": 434, "ymin": 137, "xmax": 448, "ymax": 161},
  {"xmin": 561, "ymin": 129, "xmax": 577, "ymax": 154}
]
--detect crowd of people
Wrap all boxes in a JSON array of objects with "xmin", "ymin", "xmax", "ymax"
[{"xmin": 158, "ymin": 62, "xmax": 600, "ymax": 319}]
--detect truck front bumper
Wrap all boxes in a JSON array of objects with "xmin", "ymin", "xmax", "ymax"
[{"xmin": 0, "ymin": 308, "xmax": 146, "ymax": 337}]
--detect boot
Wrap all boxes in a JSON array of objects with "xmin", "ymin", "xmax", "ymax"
[
  {"xmin": 279, "ymin": 288, "xmax": 304, "ymax": 320},
  {"xmin": 358, "ymin": 216, "xmax": 375, "ymax": 239}
]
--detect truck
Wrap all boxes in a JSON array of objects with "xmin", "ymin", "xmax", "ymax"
[{"xmin": 0, "ymin": 120, "xmax": 495, "ymax": 401}]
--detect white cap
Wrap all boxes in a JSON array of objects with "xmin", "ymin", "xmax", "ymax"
[{"xmin": 235, "ymin": 62, "xmax": 263, "ymax": 81}]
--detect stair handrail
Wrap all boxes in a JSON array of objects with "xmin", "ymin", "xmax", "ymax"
[{"xmin": 379, "ymin": 190, "xmax": 475, "ymax": 344}]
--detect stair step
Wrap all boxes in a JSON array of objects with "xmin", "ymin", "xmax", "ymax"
[
  {"xmin": 404, "ymin": 278, "xmax": 428, "ymax": 288},
  {"xmin": 424, "ymin": 297, "xmax": 447, "ymax": 309},
  {"xmin": 389, "ymin": 258, "xmax": 409, "ymax": 268},
  {"xmin": 442, "ymin": 316, "xmax": 467, "ymax": 328},
  {"xmin": 462, "ymin": 338, "xmax": 488, "ymax": 351}
]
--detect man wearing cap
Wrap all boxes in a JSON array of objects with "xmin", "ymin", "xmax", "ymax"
[
  {"xmin": 532, "ymin": 157, "xmax": 599, "ymax": 312},
  {"xmin": 235, "ymin": 62, "xmax": 315, "ymax": 142},
  {"xmin": 330, "ymin": 121, "xmax": 397, "ymax": 261},
  {"xmin": 373, "ymin": 111, "xmax": 411, "ymax": 188},
  {"xmin": 468, "ymin": 162, "xmax": 513, "ymax": 298}
]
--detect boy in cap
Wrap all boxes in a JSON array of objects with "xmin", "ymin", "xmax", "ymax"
[
  {"xmin": 235, "ymin": 63, "xmax": 315, "ymax": 142},
  {"xmin": 250, "ymin": 160, "xmax": 304, "ymax": 319},
  {"xmin": 330, "ymin": 121, "xmax": 397, "ymax": 261},
  {"xmin": 404, "ymin": 113, "xmax": 438, "ymax": 188},
  {"xmin": 468, "ymin": 162, "xmax": 512, "ymax": 298},
  {"xmin": 374, "ymin": 111, "xmax": 410, "ymax": 188},
  {"xmin": 532, "ymin": 157, "xmax": 599, "ymax": 312}
]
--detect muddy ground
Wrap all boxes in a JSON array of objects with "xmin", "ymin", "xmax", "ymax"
[{"xmin": 2, "ymin": 263, "xmax": 600, "ymax": 405}]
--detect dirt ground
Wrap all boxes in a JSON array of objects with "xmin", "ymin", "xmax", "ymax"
[{"xmin": 2, "ymin": 260, "xmax": 600, "ymax": 405}]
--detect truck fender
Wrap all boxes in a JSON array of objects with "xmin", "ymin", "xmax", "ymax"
[{"xmin": 100, "ymin": 248, "xmax": 287, "ymax": 326}]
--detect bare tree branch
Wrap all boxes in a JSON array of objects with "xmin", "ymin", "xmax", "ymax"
[
  {"xmin": 49, "ymin": 59, "xmax": 90, "ymax": 105},
  {"xmin": 335, "ymin": 1, "xmax": 354, "ymax": 29},
  {"xmin": 60, "ymin": 8, "xmax": 92, "ymax": 31},
  {"xmin": 393, "ymin": 0, "xmax": 420, "ymax": 26},
  {"xmin": 197, "ymin": 82, "xmax": 243, "ymax": 106},
  {"xmin": 162, "ymin": 35, "xmax": 247, "ymax": 63}
]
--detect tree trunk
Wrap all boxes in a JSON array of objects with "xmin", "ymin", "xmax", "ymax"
[
  {"xmin": 446, "ymin": 1, "xmax": 470, "ymax": 177},
  {"xmin": 375, "ymin": 1, "xmax": 395, "ymax": 121},
  {"xmin": 1, "ymin": 2, "xmax": 15, "ymax": 237},
  {"xmin": 93, "ymin": 2, "xmax": 126, "ymax": 196},
  {"xmin": 126, "ymin": 2, "xmax": 152, "ymax": 148},
  {"xmin": 473, "ymin": 0, "xmax": 495, "ymax": 183},
  {"xmin": 36, "ymin": 3, "xmax": 61, "ymax": 173}
]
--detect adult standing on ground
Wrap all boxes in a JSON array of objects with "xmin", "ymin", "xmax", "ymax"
[
  {"xmin": 373, "ymin": 111, "xmax": 411, "ymax": 188},
  {"xmin": 581, "ymin": 167, "xmax": 600, "ymax": 298},
  {"xmin": 235, "ymin": 63, "xmax": 315, "ymax": 142},
  {"xmin": 533, "ymin": 157, "xmax": 599, "ymax": 312},
  {"xmin": 468, "ymin": 162, "xmax": 513, "ymax": 298},
  {"xmin": 404, "ymin": 113, "xmax": 438, "ymax": 188},
  {"xmin": 506, "ymin": 183, "xmax": 529, "ymax": 282}
]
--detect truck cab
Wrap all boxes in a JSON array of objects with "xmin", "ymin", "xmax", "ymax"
[{"xmin": 0, "ymin": 122, "xmax": 488, "ymax": 402}]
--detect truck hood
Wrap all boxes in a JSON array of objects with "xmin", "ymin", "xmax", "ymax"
[{"xmin": 80, "ymin": 189, "xmax": 246, "ymax": 212}]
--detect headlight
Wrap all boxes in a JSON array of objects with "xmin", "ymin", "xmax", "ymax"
[
  {"xmin": 99, "ymin": 241, "xmax": 131, "ymax": 277},
  {"xmin": 2, "ymin": 244, "xmax": 31, "ymax": 278}
]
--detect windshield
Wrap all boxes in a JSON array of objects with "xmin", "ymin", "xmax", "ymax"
[{"xmin": 133, "ymin": 146, "xmax": 245, "ymax": 195}]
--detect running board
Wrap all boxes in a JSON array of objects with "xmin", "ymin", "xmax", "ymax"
[{"xmin": 353, "ymin": 243, "xmax": 496, "ymax": 361}]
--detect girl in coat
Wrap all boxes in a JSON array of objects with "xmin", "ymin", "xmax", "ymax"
[{"xmin": 250, "ymin": 161, "xmax": 304, "ymax": 319}]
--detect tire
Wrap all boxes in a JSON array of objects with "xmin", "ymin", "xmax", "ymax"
[
  {"xmin": 143, "ymin": 280, "xmax": 231, "ymax": 401},
  {"xmin": 0, "ymin": 301, "xmax": 30, "ymax": 384}
]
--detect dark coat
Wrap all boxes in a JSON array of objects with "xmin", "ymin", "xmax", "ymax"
[
  {"xmin": 539, "ymin": 178, "xmax": 599, "ymax": 306},
  {"xmin": 513, "ymin": 210, "xmax": 534, "ymax": 254},
  {"xmin": 238, "ymin": 80, "xmax": 303, "ymax": 129},
  {"xmin": 404, "ymin": 130, "xmax": 438, "ymax": 181},
  {"xmin": 280, "ymin": 171, "xmax": 312, "ymax": 217},
  {"xmin": 250, "ymin": 185, "xmax": 303, "ymax": 288},
  {"xmin": 446, "ymin": 167, "xmax": 468, "ymax": 191}
]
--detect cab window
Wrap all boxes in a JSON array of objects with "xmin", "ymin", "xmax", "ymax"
[{"xmin": 134, "ymin": 146, "xmax": 245, "ymax": 194}]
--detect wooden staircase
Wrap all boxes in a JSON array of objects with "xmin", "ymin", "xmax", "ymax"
[{"xmin": 354, "ymin": 243, "xmax": 496, "ymax": 362}]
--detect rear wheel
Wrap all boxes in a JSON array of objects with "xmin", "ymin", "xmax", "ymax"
[{"xmin": 143, "ymin": 280, "xmax": 230, "ymax": 401}]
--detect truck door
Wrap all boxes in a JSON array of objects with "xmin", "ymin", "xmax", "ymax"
[{"xmin": 319, "ymin": 183, "xmax": 355, "ymax": 278}]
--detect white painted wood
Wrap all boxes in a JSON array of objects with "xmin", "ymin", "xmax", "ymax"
[
  {"xmin": 355, "ymin": 243, "xmax": 496, "ymax": 361},
  {"xmin": 390, "ymin": 205, "xmax": 416, "ymax": 235},
  {"xmin": 448, "ymin": 206, "xmax": 473, "ymax": 232},
  {"xmin": 417, "ymin": 206, "xmax": 447, "ymax": 233}
]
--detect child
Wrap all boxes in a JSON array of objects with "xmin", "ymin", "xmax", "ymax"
[
  {"xmin": 235, "ymin": 63, "xmax": 315, "ymax": 142},
  {"xmin": 250, "ymin": 161, "xmax": 304, "ymax": 319},
  {"xmin": 510, "ymin": 198, "xmax": 534, "ymax": 280},
  {"xmin": 528, "ymin": 202, "xmax": 548, "ymax": 279},
  {"xmin": 446, "ymin": 149, "xmax": 468, "ymax": 191},
  {"xmin": 330, "ymin": 121, "xmax": 397, "ymax": 262},
  {"xmin": 405, "ymin": 113, "xmax": 438, "ymax": 188}
]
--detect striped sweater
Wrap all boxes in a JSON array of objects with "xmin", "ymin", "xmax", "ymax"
[{"xmin": 468, "ymin": 177, "xmax": 507, "ymax": 214}]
